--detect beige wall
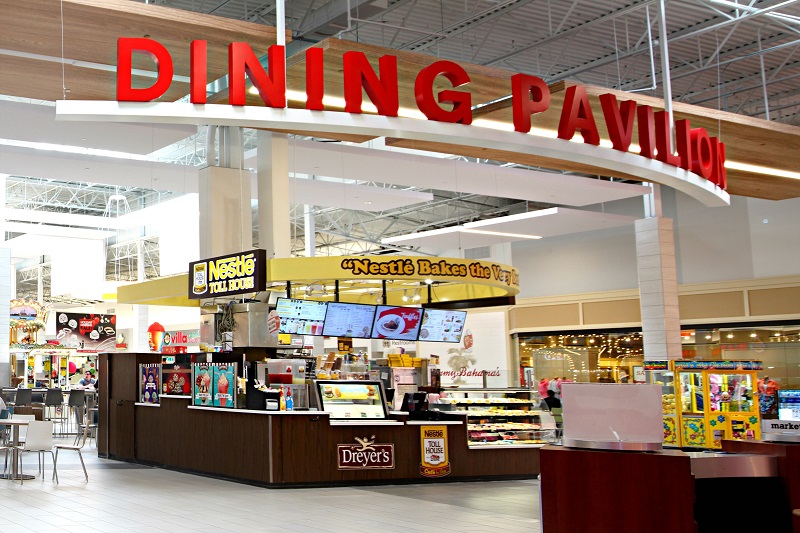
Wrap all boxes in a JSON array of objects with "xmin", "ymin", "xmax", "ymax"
[{"xmin": 510, "ymin": 275, "xmax": 800, "ymax": 333}]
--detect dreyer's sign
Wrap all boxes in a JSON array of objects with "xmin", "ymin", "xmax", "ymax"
[
  {"xmin": 337, "ymin": 436, "xmax": 395, "ymax": 470},
  {"xmin": 189, "ymin": 249, "xmax": 266, "ymax": 299}
]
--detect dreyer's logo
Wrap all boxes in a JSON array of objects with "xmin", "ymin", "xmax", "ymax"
[{"xmin": 337, "ymin": 436, "xmax": 395, "ymax": 470}]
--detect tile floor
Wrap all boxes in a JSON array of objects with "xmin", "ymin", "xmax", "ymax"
[{"xmin": 0, "ymin": 438, "xmax": 541, "ymax": 533}]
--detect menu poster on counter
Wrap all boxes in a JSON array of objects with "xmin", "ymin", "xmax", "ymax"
[
  {"xmin": 56, "ymin": 313, "xmax": 117, "ymax": 352},
  {"xmin": 371, "ymin": 306, "xmax": 423, "ymax": 341},
  {"xmin": 193, "ymin": 363, "xmax": 213, "ymax": 406},
  {"xmin": 276, "ymin": 297, "xmax": 327, "ymax": 335},
  {"xmin": 213, "ymin": 363, "xmax": 237, "ymax": 408},
  {"xmin": 420, "ymin": 426, "xmax": 451, "ymax": 478},
  {"xmin": 139, "ymin": 364, "xmax": 160, "ymax": 404},
  {"xmin": 418, "ymin": 309, "xmax": 466, "ymax": 343},
  {"xmin": 323, "ymin": 302, "xmax": 376, "ymax": 338},
  {"xmin": 162, "ymin": 364, "xmax": 192, "ymax": 396}
]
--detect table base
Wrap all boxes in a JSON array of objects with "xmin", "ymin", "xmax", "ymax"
[{"xmin": 0, "ymin": 473, "xmax": 37, "ymax": 480}]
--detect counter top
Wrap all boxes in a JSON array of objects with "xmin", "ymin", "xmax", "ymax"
[
  {"xmin": 405, "ymin": 420, "xmax": 464, "ymax": 425},
  {"xmin": 187, "ymin": 406, "xmax": 330, "ymax": 415},
  {"xmin": 329, "ymin": 419, "xmax": 404, "ymax": 426}
]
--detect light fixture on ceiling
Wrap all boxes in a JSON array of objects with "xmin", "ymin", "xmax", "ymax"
[
  {"xmin": 461, "ymin": 228, "xmax": 542, "ymax": 239},
  {"xmin": 727, "ymin": 333, "xmax": 734, "ymax": 339},
  {"xmin": 424, "ymin": 278, "xmax": 433, "ymax": 285},
  {"xmin": 705, "ymin": 334, "xmax": 712, "ymax": 340},
  {"xmin": 412, "ymin": 289, "xmax": 421, "ymax": 302},
  {"xmin": 750, "ymin": 332, "xmax": 758, "ymax": 338},
  {"xmin": 402, "ymin": 290, "xmax": 409, "ymax": 303}
]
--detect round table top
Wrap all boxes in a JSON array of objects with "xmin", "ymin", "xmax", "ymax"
[{"xmin": 2, "ymin": 419, "xmax": 33, "ymax": 425}]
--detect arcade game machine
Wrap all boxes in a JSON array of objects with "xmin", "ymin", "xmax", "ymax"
[
  {"xmin": 644, "ymin": 361, "xmax": 679, "ymax": 446},
  {"xmin": 673, "ymin": 360, "xmax": 762, "ymax": 449}
]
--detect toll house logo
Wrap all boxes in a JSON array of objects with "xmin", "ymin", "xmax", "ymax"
[
  {"xmin": 420, "ymin": 426, "xmax": 451, "ymax": 478},
  {"xmin": 188, "ymin": 249, "xmax": 266, "ymax": 299},
  {"xmin": 337, "ymin": 436, "xmax": 395, "ymax": 470}
]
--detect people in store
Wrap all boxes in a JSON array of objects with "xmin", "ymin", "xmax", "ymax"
[
  {"xmin": 540, "ymin": 390, "xmax": 562, "ymax": 411},
  {"xmin": 548, "ymin": 376, "xmax": 563, "ymax": 398},
  {"xmin": 538, "ymin": 378, "xmax": 550, "ymax": 398},
  {"xmin": 78, "ymin": 371, "xmax": 97, "ymax": 389},
  {"xmin": 757, "ymin": 375, "xmax": 781, "ymax": 396}
]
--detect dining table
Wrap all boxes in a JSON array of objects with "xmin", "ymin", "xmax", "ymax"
[{"xmin": 1, "ymin": 419, "xmax": 36, "ymax": 480}]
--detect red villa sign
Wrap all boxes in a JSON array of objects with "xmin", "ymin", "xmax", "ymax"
[{"xmin": 116, "ymin": 38, "xmax": 726, "ymax": 191}]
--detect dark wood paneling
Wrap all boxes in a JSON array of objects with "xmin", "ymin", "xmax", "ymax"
[
  {"xmin": 540, "ymin": 446, "xmax": 696, "ymax": 533},
  {"xmin": 110, "ymin": 353, "xmax": 539, "ymax": 487},
  {"xmin": 98, "ymin": 353, "xmax": 109, "ymax": 455},
  {"xmin": 722, "ymin": 440, "xmax": 800, "ymax": 533}
]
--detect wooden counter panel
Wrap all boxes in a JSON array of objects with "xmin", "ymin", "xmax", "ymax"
[
  {"xmin": 135, "ymin": 399, "xmax": 271, "ymax": 483},
  {"xmin": 272, "ymin": 415, "xmax": 539, "ymax": 485},
  {"xmin": 722, "ymin": 440, "xmax": 800, "ymax": 533},
  {"xmin": 540, "ymin": 446, "xmax": 696, "ymax": 533}
]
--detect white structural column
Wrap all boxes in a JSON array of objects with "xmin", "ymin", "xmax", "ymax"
[
  {"xmin": 635, "ymin": 217, "xmax": 681, "ymax": 360},
  {"xmin": 257, "ymin": 131, "xmax": 291, "ymax": 258},
  {"xmin": 304, "ymin": 204, "xmax": 315, "ymax": 257},
  {"xmin": 0, "ymin": 247, "xmax": 10, "ymax": 387},
  {"xmin": 132, "ymin": 305, "xmax": 150, "ymax": 353},
  {"xmin": 198, "ymin": 125, "xmax": 252, "ymax": 258}
]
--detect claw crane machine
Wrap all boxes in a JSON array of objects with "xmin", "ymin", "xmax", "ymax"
[
  {"xmin": 673, "ymin": 360, "xmax": 762, "ymax": 449},
  {"xmin": 644, "ymin": 361, "xmax": 679, "ymax": 446},
  {"xmin": 646, "ymin": 360, "xmax": 762, "ymax": 448}
]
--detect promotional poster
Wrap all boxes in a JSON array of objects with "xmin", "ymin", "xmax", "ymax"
[
  {"xmin": 140, "ymin": 364, "xmax": 160, "ymax": 404},
  {"xmin": 213, "ymin": 363, "xmax": 236, "ymax": 408},
  {"xmin": 371, "ymin": 306, "xmax": 422, "ymax": 341},
  {"xmin": 56, "ymin": 313, "xmax": 117, "ymax": 352},
  {"xmin": 193, "ymin": 363, "xmax": 213, "ymax": 406}
]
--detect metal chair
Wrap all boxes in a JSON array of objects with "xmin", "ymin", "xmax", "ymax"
[
  {"xmin": 67, "ymin": 390, "xmax": 85, "ymax": 435},
  {"xmin": 11, "ymin": 388, "xmax": 32, "ymax": 407},
  {"xmin": 53, "ymin": 414, "xmax": 89, "ymax": 483},
  {"xmin": 43, "ymin": 389, "xmax": 67, "ymax": 435},
  {"xmin": 0, "ymin": 409, "xmax": 11, "ymax": 447},
  {"xmin": 11, "ymin": 414, "xmax": 35, "ymax": 444},
  {"xmin": 19, "ymin": 420, "xmax": 55, "ymax": 484}
]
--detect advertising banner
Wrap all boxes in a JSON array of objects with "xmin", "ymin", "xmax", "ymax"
[
  {"xmin": 337, "ymin": 437, "xmax": 395, "ymax": 470},
  {"xmin": 139, "ymin": 364, "xmax": 160, "ymax": 404},
  {"xmin": 55, "ymin": 312, "xmax": 117, "ymax": 352},
  {"xmin": 420, "ymin": 425, "xmax": 451, "ymax": 477},
  {"xmin": 188, "ymin": 249, "xmax": 266, "ymax": 299}
]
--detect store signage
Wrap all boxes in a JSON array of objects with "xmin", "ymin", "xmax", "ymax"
[
  {"xmin": 115, "ymin": 38, "xmax": 726, "ymax": 191},
  {"xmin": 337, "ymin": 437, "xmax": 395, "ymax": 470},
  {"xmin": 188, "ymin": 249, "xmax": 266, "ymax": 299},
  {"xmin": 339, "ymin": 257, "xmax": 519, "ymax": 287},
  {"xmin": 420, "ymin": 426, "xmax": 451, "ymax": 478},
  {"xmin": 762, "ymin": 420, "xmax": 800, "ymax": 434},
  {"xmin": 56, "ymin": 313, "xmax": 117, "ymax": 352},
  {"xmin": 673, "ymin": 360, "xmax": 763, "ymax": 371},
  {"xmin": 165, "ymin": 329, "xmax": 201, "ymax": 346},
  {"xmin": 643, "ymin": 361, "xmax": 669, "ymax": 371}
]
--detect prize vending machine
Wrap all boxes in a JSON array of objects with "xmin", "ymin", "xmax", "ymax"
[
  {"xmin": 673, "ymin": 360, "xmax": 762, "ymax": 449},
  {"xmin": 644, "ymin": 361, "xmax": 679, "ymax": 446}
]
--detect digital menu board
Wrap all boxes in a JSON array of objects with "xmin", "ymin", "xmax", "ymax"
[
  {"xmin": 778, "ymin": 390, "xmax": 800, "ymax": 421},
  {"xmin": 371, "ymin": 306, "xmax": 423, "ymax": 341},
  {"xmin": 322, "ymin": 302, "xmax": 376, "ymax": 338},
  {"xmin": 418, "ymin": 309, "xmax": 467, "ymax": 343},
  {"xmin": 276, "ymin": 298, "xmax": 327, "ymax": 335}
]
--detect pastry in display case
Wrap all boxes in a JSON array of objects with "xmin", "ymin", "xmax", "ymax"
[{"xmin": 437, "ymin": 388, "xmax": 548, "ymax": 447}]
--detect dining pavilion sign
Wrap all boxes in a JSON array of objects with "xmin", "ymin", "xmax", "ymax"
[{"xmin": 54, "ymin": 38, "xmax": 731, "ymax": 207}]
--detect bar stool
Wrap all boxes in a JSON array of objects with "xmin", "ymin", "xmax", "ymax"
[
  {"xmin": 10, "ymin": 389, "xmax": 32, "ymax": 408},
  {"xmin": 66, "ymin": 390, "xmax": 85, "ymax": 436},
  {"xmin": 43, "ymin": 389, "xmax": 66, "ymax": 436}
]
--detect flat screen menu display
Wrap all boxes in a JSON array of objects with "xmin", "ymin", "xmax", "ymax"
[
  {"xmin": 315, "ymin": 380, "xmax": 389, "ymax": 419},
  {"xmin": 371, "ymin": 306, "xmax": 423, "ymax": 341},
  {"xmin": 322, "ymin": 302, "xmax": 376, "ymax": 338},
  {"xmin": 778, "ymin": 390, "xmax": 800, "ymax": 421},
  {"xmin": 276, "ymin": 298, "xmax": 327, "ymax": 335},
  {"xmin": 418, "ymin": 309, "xmax": 467, "ymax": 343}
]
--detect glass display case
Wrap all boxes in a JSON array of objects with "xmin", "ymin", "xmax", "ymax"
[
  {"xmin": 644, "ymin": 361, "xmax": 678, "ymax": 446},
  {"xmin": 436, "ymin": 388, "xmax": 548, "ymax": 447},
  {"xmin": 673, "ymin": 360, "xmax": 762, "ymax": 449}
]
